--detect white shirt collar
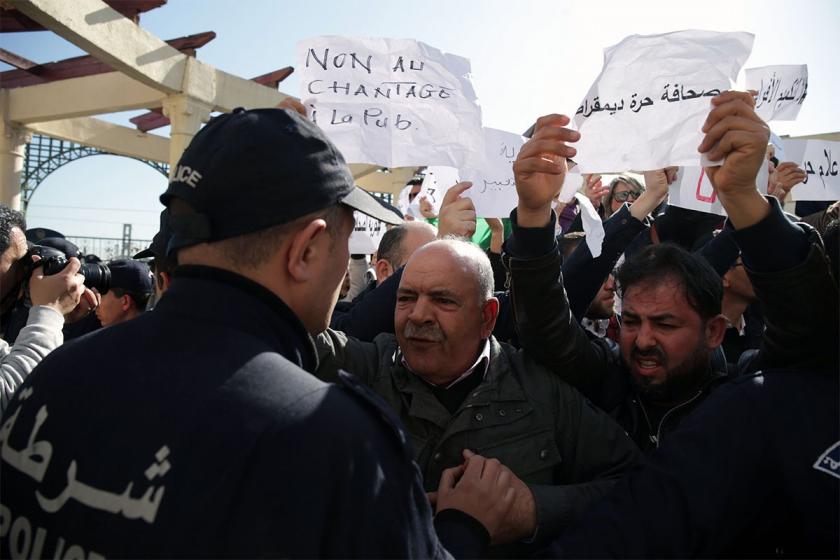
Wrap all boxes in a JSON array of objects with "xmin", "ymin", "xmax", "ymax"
[{"xmin": 400, "ymin": 338, "xmax": 491, "ymax": 389}]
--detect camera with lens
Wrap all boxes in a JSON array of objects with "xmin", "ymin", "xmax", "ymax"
[{"xmin": 24, "ymin": 245, "xmax": 111, "ymax": 293}]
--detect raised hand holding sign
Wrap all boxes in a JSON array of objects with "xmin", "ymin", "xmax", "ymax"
[
  {"xmin": 436, "ymin": 182, "xmax": 478, "ymax": 239},
  {"xmin": 512, "ymin": 114, "xmax": 580, "ymax": 228},
  {"xmin": 698, "ymin": 91, "xmax": 771, "ymax": 228}
]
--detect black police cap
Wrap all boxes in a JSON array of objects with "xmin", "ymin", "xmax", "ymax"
[{"xmin": 161, "ymin": 107, "xmax": 402, "ymax": 253}]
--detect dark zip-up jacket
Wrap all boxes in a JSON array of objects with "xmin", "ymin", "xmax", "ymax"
[
  {"xmin": 544, "ymin": 366, "xmax": 840, "ymax": 557},
  {"xmin": 610, "ymin": 369, "xmax": 730, "ymax": 452},
  {"xmin": 314, "ymin": 330, "xmax": 641, "ymax": 551}
]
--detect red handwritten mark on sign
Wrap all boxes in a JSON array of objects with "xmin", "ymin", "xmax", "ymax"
[{"xmin": 695, "ymin": 168, "xmax": 718, "ymax": 203}]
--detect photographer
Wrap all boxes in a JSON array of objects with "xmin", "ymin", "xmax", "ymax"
[{"xmin": 0, "ymin": 205, "xmax": 89, "ymax": 414}]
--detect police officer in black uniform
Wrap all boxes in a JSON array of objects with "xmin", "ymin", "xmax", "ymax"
[{"xmin": 0, "ymin": 107, "xmax": 513, "ymax": 558}]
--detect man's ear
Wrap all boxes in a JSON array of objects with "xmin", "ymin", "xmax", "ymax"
[
  {"xmin": 721, "ymin": 271, "xmax": 732, "ymax": 289},
  {"xmin": 480, "ymin": 297, "xmax": 500, "ymax": 338},
  {"xmin": 287, "ymin": 218, "xmax": 328, "ymax": 282},
  {"xmin": 374, "ymin": 259, "xmax": 394, "ymax": 285},
  {"xmin": 159, "ymin": 271, "xmax": 172, "ymax": 291},
  {"xmin": 705, "ymin": 314, "xmax": 728, "ymax": 349},
  {"xmin": 119, "ymin": 294, "xmax": 132, "ymax": 313}
]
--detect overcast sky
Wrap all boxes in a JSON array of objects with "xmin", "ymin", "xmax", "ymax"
[{"xmin": 3, "ymin": 0, "xmax": 838, "ymax": 240}]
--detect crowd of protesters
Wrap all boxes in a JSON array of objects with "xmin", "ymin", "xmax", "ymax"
[{"xmin": 0, "ymin": 90, "xmax": 837, "ymax": 558}]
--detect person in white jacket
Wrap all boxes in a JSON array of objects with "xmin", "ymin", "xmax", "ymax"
[{"xmin": 0, "ymin": 206, "xmax": 87, "ymax": 414}]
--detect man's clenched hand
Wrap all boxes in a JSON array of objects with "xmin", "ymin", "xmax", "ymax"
[{"xmin": 513, "ymin": 114, "xmax": 580, "ymax": 228}]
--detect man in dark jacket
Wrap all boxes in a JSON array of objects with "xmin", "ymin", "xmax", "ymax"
[
  {"xmin": 507, "ymin": 99, "xmax": 837, "ymax": 454},
  {"xmin": 0, "ymin": 107, "xmax": 512, "ymax": 558},
  {"xmin": 316, "ymin": 236, "xmax": 640, "ymax": 553},
  {"xmin": 543, "ymin": 364, "xmax": 839, "ymax": 558},
  {"xmin": 505, "ymin": 91, "xmax": 838, "ymax": 556}
]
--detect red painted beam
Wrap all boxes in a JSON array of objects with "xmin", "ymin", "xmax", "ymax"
[
  {"xmin": 130, "ymin": 111, "xmax": 170, "ymax": 132},
  {"xmin": 0, "ymin": 0, "xmax": 166, "ymax": 32},
  {"xmin": 129, "ymin": 66, "xmax": 295, "ymax": 132},
  {"xmin": 0, "ymin": 48, "xmax": 36, "ymax": 70},
  {"xmin": 0, "ymin": 1, "xmax": 166, "ymax": 32},
  {"xmin": 250, "ymin": 67, "xmax": 296, "ymax": 90},
  {"xmin": 0, "ymin": 31, "xmax": 216, "ymax": 88}
]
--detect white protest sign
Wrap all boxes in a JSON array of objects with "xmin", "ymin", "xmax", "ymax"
[
  {"xmin": 349, "ymin": 211, "xmax": 386, "ymax": 254},
  {"xmin": 780, "ymin": 139, "xmax": 808, "ymax": 168},
  {"xmin": 420, "ymin": 166, "xmax": 461, "ymax": 215},
  {"xmin": 297, "ymin": 36, "xmax": 483, "ymax": 168},
  {"xmin": 745, "ymin": 64, "xmax": 808, "ymax": 122},
  {"xmin": 668, "ymin": 163, "xmax": 769, "ymax": 216},
  {"xmin": 397, "ymin": 184, "xmax": 422, "ymax": 218},
  {"xmin": 572, "ymin": 30, "xmax": 754, "ymax": 173},
  {"xmin": 787, "ymin": 140, "xmax": 840, "ymax": 201},
  {"xmin": 769, "ymin": 131, "xmax": 788, "ymax": 162},
  {"xmin": 558, "ymin": 170, "xmax": 583, "ymax": 204},
  {"xmin": 574, "ymin": 193, "xmax": 605, "ymax": 258},
  {"xmin": 461, "ymin": 128, "xmax": 525, "ymax": 218},
  {"xmin": 668, "ymin": 167, "xmax": 726, "ymax": 215},
  {"xmin": 348, "ymin": 229, "xmax": 377, "ymax": 254}
]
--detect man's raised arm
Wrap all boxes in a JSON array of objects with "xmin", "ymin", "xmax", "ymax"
[
  {"xmin": 700, "ymin": 91, "xmax": 838, "ymax": 371},
  {"xmin": 504, "ymin": 114, "xmax": 616, "ymax": 394}
]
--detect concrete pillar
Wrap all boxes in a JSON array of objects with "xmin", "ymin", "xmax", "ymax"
[
  {"xmin": 161, "ymin": 94, "xmax": 212, "ymax": 179},
  {"xmin": 0, "ymin": 92, "xmax": 31, "ymax": 210}
]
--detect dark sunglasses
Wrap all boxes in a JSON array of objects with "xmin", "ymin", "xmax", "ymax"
[{"xmin": 613, "ymin": 190, "xmax": 644, "ymax": 202}]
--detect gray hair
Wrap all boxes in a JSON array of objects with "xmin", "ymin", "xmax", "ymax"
[{"xmin": 434, "ymin": 236, "xmax": 494, "ymax": 303}]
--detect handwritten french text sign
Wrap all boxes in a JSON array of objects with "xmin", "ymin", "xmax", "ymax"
[
  {"xmin": 668, "ymin": 163, "xmax": 770, "ymax": 216},
  {"xmin": 745, "ymin": 65, "xmax": 808, "ymax": 122},
  {"xmin": 461, "ymin": 128, "xmax": 525, "ymax": 218},
  {"xmin": 350, "ymin": 211, "xmax": 386, "ymax": 254},
  {"xmin": 297, "ymin": 36, "xmax": 483, "ymax": 168},
  {"xmin": 788, "ymin": 140, "xmax": 840, "ymax": 201},
  {"xmin": 572, "ymin": 30, "xmax": 754, "ymax": 173}
]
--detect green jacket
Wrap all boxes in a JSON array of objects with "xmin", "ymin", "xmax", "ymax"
[{"xmin": 315, "ymin": 331, "xmax": 640, "ymax": 546}]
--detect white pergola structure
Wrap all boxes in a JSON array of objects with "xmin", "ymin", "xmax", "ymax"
[{"xmin": 0, "ymin": 0, "xmax": 415, "ymax": 210}]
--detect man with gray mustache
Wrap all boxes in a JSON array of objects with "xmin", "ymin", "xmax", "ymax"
[
  {"xmin": 403, "ymin": 320, "xmax": 444, "ymax": 342},
  {"xmin": 316, "ymin": 206, "xmax": 640, "ymax": 553}
]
